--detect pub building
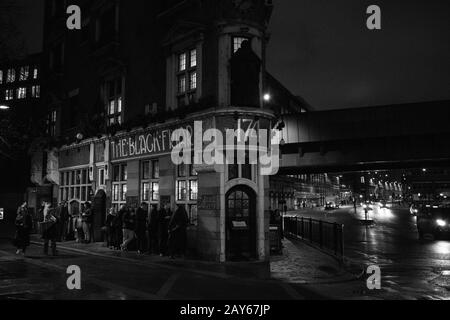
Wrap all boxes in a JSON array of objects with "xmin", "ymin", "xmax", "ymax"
[{"xmin": 28, "ymin": 0, "xmax": 307, "ymax": 262}]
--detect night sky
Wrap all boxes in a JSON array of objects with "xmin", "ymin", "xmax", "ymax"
[{"xmin": 14, "ymin": 0, "xmax": 450, "ymax": 110}]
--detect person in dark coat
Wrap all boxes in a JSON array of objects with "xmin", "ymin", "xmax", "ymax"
[
  {"xmin": 157, "ymin": 205, "xmax": 171, "ymax": 256},
  {"xmin": 147, "ymin": 204, "xmax": 159, "ymax": 255},
  {"xmin": 115, "ymin": 205, "xmax": 126, "ymax": 250},
  {"xmin": 59, "ymin": 201, "xmax": 69, "ymax": 241},
  {"xmin": 121, "ymin": 207, "xmax": 136, "ymax": 251},
  {"xmin": 41, "ymin": 202, "xmax": 58, "ymax": 256},
  {"xmin": 15, "ymin": 202, "xmax": 33, "ymax": 255},
  {"xmin": 168, "ymin": 205, "xmax": 189, "ymax": 259},
  {"xmin": 105, "ymin": 208, "xmax": 117, "ymax": 249},
  {"xmin": 135, "ymin": 203, "xmax": 148, "ymax": 254}
]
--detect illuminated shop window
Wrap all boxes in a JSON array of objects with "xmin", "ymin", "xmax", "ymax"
[
  {"xmin": 112, "ymin": 164, "xmax": 127, "ymax": 211},
  {"xmin": 141, "ymin": 160, "xmax": 160, "ymax": 204}
]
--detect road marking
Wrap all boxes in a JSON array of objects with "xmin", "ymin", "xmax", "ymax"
[
  {"xmin": 156, "ymin": 273, "xmax": 180, "ymax": 299},
  {"xmin": 0, "ymin": 250, "xmax": 160, "ymax": 300}
]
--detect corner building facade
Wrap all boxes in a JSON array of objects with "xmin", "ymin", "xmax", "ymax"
[{"xmin": 32, "ymin": 0, "xmax": 305, "ymax": 262}]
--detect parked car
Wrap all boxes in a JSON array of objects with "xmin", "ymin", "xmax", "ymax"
[{"xmin": 416, "ymin": 204, "xmax": 450, "ymax": 240}]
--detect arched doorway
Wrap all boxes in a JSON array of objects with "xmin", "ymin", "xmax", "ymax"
[{"xmin": 226, "ymin": 185, "xmax": 257, "ymax": 261}]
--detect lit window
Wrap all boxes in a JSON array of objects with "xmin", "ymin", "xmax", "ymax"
[
  {"xmin": 190, "ymin": 49, "xmax": 197, "ymax": 67},
  {"xmin": 17, "ymin": 87, "xmax": 26, "ymax": 99},
  {"xmin": 189, "ymin": 72, "xmax": 197, "ymax": 90},
  {"xmin": 6, "ymin": 69, "xmax": 15, "ymax": 83},
  {"xmin": 33, "ymin": 68, "xmax": 38, "ymax": 79},
  {"xmin": 0, "ymin": 70, "xmax": 3, "ymax": 84},
  {"xmin": 19, "ymin": 66, "xmax": 29, "ymax": 81},
  {"xmin": 179, "ymin": 53, "xmax": 187, "ymax": 71},
  {"xmin": 177, "ymin": 180, "xmax": 187, "ymax": 201},
  {"xmin": 105, "ymin": 77, "xmax": 123, "ymax": 126},
  {"xmin": 233, "ymin": 37, "xmax": 250, "ymax": 53},
  {"xmin": 142, "ymin": 182, "xmax": 150, "ymax": 201},
  {"xmin": 175, "ymin": 48, "xmax": 198, "ymax": 108},
  {"xmin": 31, "ymin": 85, "xmax": 40, "ymax": 98},
  {"xmin": 178, "ymin": 75, "xmax": 186, "ymax": 94},
  {"xmin": 5, "ymin": 90, "xmax": 14, "ymax": 101},
  {"xmin": 189, "ymin": 180, "xmax": 198, "ymax": 201},
  {"xmin": 151, "ymin": 182, "xmax": 159, "ymax": 201}
]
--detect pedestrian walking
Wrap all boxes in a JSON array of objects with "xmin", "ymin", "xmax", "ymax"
[
  {"xmin": 135, "ymin": 203, "xmax": 148, "ymax": 254},
  {"xmin": 14, "ymin": 202, "xmax": 33, "ymax": 256},
  {"xmin": 157, "ymin": 205, "xmax": 171, "ymax": 256},
  {"xmin": 168, "ymin": 204, "xmax": 189, "ymax": 259},
  {"xmin": 147, "ymin": 204, "xmax": 159, "ymax": 254},
  {"xmin": 41, "ymin": 202, "xmax": 58, "ymax": 256},
  {"xmin": 121, "ymin": 207, "xmax": 136, "ymax": 251},
  {"xmin": 82, "ymin": 202, "xmax": 93, "ymax": 243}
]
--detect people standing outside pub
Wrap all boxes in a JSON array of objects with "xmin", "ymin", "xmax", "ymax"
[
  {"xmin": 135, "ymin": 203, "xmax": 148, "ymax": 254},
  {"xmin": 121, "ymin": 207, "xmax": 136, "ymax": 251},
  {"xmin": 147, "ymin": 204, "xmax": 159, "ymax": 255},
  {"xmin": 14, "ymin": 202, "xmax": 33, "ymax": 256},
  {"xmin": 168, "ymin": 204, "xmax": 189, "ymax": 259},
  {"xmin": 41, "ymin": 202, "xmax": 58, "ymax": 256},
  {"xmin": 82, "ymin": 202, "xmax": 93, "ymax": 243}
]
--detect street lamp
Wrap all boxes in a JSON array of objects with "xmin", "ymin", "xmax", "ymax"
[{"xmin": 263, "ymin": 93, "xmax": 271, "ymax": 102}]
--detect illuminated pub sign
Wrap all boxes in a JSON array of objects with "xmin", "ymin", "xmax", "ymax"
[{"xmin": 110, "ymin": 122, "xmax": 194, "ymax": 161}]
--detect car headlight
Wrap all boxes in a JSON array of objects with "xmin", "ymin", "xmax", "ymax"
[{"xmin": 436, "ymin": 219, "xmax": 447, "ymax": 227}]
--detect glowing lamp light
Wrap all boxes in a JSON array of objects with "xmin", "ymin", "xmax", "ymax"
[
  {"xmin": 0, "ymin": 105, "xmax": 10, "ymax": 110},
  {"xmin": 263, "ymin": 93, "xmax": 271, "ymax": 102},
  {"xmin": 436, "ymin": 219, "xmax": 447, "ymax": 227}
]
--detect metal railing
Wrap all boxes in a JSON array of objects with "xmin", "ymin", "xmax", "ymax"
[{"xmin": 283, "ymin": 216, "xmax": 344, "ymax": 259}]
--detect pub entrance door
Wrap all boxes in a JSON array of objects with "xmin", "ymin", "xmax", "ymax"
[{"xmin": 225, "ymin": 186, "xmax": 257, "ymax": 261}]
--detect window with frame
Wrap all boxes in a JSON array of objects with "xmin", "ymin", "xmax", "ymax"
[
  {"xmin": 112, "ymin": 164, "xmax": 127, "ymax": 211},
  {"xmin": 59, "ymin": 168, "xmax": 93, "ymax": 204},
  {"xmin": 141, "ymin": 160, "xmax": 160, "ymax": 204},
  {"xmin": 105, "ymin": 77, "xmax": 123, "ymax": 126},
  {"xmin": 233, "ymin": 37, "xmax": 250, "ymax": 53},
  {"xmin": 5, "ymin": 90, "xmax": 14, "ymax": 101},
  {"xmin": 19, "ymin": 66, "xmax": 29, "ymax": 81},
  {"xmin": 6, "ymin": 69, "xmax": 15, "ymax": 83},
  {"xmin": 31, "ymin": 85, "xmax": 40, "ymax": 98},
  {"xmin": 176, "ymin": 164, "xmax": 198, "ymax": 209},
  {"xmin": 176, "ymin": 48, "xmax": 197, "ymax": 108},
  {"xmin": 46, "ymin": 110, "xmax": 57, "ymax": 137},
  {"xmin": 17, "ymin": 87, "xmax": 26, "ymax": 99}
]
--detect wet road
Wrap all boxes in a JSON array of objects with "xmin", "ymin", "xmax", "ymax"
[{"xmin": 289, "ymin": 205, "xmax": 450, "ymax": 299}]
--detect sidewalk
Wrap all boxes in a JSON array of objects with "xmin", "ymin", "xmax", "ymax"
[{"xmin": 29, "ymin": 234, "xmax": 271, "ymax": 280}]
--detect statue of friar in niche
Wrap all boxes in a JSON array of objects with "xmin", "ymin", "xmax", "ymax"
[{"xmin": 230, "ymin": 40, "xmax": 261, "ymax": 108}]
